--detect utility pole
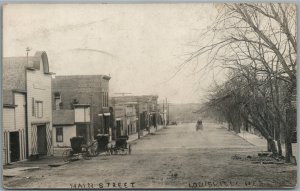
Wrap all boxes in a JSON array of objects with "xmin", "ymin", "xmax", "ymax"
[
  {"xmin": 137, "ymin": 98, "xmax": 140, "ymax": 139},
  {"xmin": 26, "ymin": 47, "xmax": 31, "ymax": 65},
  {"xmin": 90, "ymin": 94, "xmax": 93, "ymax": 142},
  {"xmin": 163, "ymin": 99, "xmax": 165, "ymax": 127},
  {"xmin": 167, "ymin": 103, "xmax": 170, "ymax": 125},
  {"xmin": 25, "ymin": 47, "xmax": 31, "ymax": 158},
  {"xmin": 166, "ymin": 98, "xmax": 168, "ymax": 126}
]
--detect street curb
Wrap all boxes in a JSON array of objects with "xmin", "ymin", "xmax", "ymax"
[{"xmin": 127, "ymin": 126, "xmax": 165, "ymax": 143}]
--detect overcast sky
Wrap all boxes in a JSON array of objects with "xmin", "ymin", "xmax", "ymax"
[{"xmin": 3, "ymin": 4, "xmax": 225, "ymax": 104}]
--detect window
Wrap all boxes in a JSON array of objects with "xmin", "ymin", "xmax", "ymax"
[
  {"xmin": 104, "ymin": 92, "xmax": 107, "ymax": 107},
  {"xmin": 36, "ymin": 101, "xmax": 43, "ymax": 118},
  {"xmin": 56, "ymin": 127, "xmax": 63, "ymax": 142},
  {"xmin": 104, "ymin": 92, "xmax": 108, "ymax": 107},
  {"xmin": 103, "ymin": 92, "xmax": 108, "ymax": 107},
  {"xmin": 102, "ymin": 93, "xmax": 104, "ymax": 107},
  {"xmin": 32, "ymin": 98, "xmax": 35, "ymax": 116},
  {"xmin": 54, "ymin": 92, "xmax": 61, "ymax": 110},
  {"xmin": 106, "ymin": 92, "xmax": 109, "ymax": 106}
]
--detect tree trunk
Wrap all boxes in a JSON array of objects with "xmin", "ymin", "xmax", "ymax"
[
  {"xmin": 284, "ymin": 121, "xmax": 292, "ymax": 162},
  {"xmin": 267, "ymin": 138, "xmax": 278, "ymax": 155},
  {"xmin": 285, "ymin": 82, "xmax": 296, "ymax": 163},
  {"xmin": 277, "ymin": 139, "xmax": 282, "ymax": 156}
]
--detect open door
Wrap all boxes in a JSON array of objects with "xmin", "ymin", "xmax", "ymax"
[
  {"xmin": 10, "ymin": 132, "xmax": 20, "ymax": 162},
  {"xmin": 37, "ymin": 125, "xmax": 47, "ymax": 155}
]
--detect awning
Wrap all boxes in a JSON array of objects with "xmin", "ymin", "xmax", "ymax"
[
  {"xmin": 104, "ymin": 113, "xmax": 111, "ymax": 116},
  {"xmin": 116, "ymin": 118, "xmax": 122, "ymax": 121},
  {"xmin": 98, "ymin": 113, "xmax": 110, "ymax": 117}
]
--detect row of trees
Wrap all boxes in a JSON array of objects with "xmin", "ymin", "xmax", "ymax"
[{"xmin": 190, "ymin": 4, "xmax": 296, "ymax": 162}]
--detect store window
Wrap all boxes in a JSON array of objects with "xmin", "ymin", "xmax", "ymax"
[{"xmin": 56, "ymin": 127, "xmax": 63, "ymax": 142}]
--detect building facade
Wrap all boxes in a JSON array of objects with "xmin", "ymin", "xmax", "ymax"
[
  {"xmin": 52, "ymin": 75, "xmax": 111, "ymax": 142},
  {"xmin": 110, "ymin": 95, "xmax": 160, "ymax": 138},
  {"xmin": 3, "ymin": 51, "xmax": 53, "ymax": 163},
  {"xmin": 52, "ymin": 105, "xmax": 91, "ymax": 147}
]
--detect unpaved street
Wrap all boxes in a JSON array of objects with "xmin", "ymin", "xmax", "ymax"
[{"xmin": 4, "ymin": 122, "xmax": 297, "ymax": 189}]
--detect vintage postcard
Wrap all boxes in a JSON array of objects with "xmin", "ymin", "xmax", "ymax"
[{"xmin": 2, "ymin": 3, "xmax": 297, "ymax": 189}]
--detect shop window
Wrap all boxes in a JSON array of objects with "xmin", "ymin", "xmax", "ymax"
[{"xmin": 56, "ymin": 127, "xmax": 63, "ymax": 142}]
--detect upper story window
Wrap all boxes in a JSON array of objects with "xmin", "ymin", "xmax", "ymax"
[
  {"xmin": 106, "ymin": 92, "xmax": 108, "ymax": 107},
  {"xmin": 36, "ymin": 101, "xmax": 43, "ymax": 118},
  {"xmin": 54, "ymin": 92, "xmax": 62, "ymax": 110},
  {"xmin": 102, "ymin": 92, "xmax": 108, "ymax": 107},
  {"xmin": 32, "ymin": 98, "xmax": 35, "ymax": 116}
]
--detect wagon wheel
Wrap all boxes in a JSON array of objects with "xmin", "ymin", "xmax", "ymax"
[
  {"xmin": 89, "ymin": 149, "xmax": 99, "ymax": 157},
  {"xmin": 93, "ymin": 150, "xmax": 100, "ymax": 157},
  {"xmin": 90, "ymin": 143, "xmax": 99, "ymax": 157},
  {"xmin": 89, "ymin": 146, "xmax": 99, "ymax": 157},
  {"xmin": 111, "ymin": 145, "xmax": 117, "ymax": 155},
  {"xmin": 114, "ymin": 148, "xmax": 119, "ymax": 155},
  {"xmin": 105, "ymin": 145, "xmax": 111, "ymax": 156},
  {"xmin": 109, "ymin": 146, "xmax": 114, "ymax": 155},
  {"xmin": 62, "ymin": 149, "xmax": 72, "ymax": 162},
  {"xmin": 83, "ymin": 152, "xmax": 92, "ymax": 160},
  {"xmin": 128, "ymin": 144, "xmax": 132, "ymax": 155},
  {"xmin": 105, "ymin": 149, "xmax": 110, "ymax": 156}
]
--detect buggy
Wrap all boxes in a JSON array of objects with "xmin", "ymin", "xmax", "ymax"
[
  {"xmin": 62, "ymin": 136, "xmax": 98, "ymax": 162},
  {"xmin": 95, "ymin": 134, "xmax": 112, "ymax": 155},
  {"xmin": 111, "ymin": 136, "xmax": 132, "ymax": 155},
  {"xmin": 196, "ymin": 120, "xmax": 203, "ymax": 131}
]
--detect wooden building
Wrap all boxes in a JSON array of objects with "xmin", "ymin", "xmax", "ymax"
[{"xmin": 3, "ymin": 51, "xmax": 53, "ymax": 163}]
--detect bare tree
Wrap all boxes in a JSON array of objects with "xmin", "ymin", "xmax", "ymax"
[{"xmin": 189, "ymin": 3, "xmax": 296, "ymax": 162}]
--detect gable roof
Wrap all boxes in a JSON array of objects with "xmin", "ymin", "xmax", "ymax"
[
  {"xmin": 52, "ymin": 110, "xmax": 75, "ymax": 125},
  {"xmin": 2, "ymin": 51, "xmax": 50, "ymax": 105}
]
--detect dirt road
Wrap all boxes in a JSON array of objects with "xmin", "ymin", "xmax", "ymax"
[{"xmin": 3, "ymin": 122, "xmax": 297, "ymax": 189}]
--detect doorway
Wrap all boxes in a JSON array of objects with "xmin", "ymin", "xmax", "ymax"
[
  {"xmin": 10, "ymin": 132, "xmax": 20, "ymax": 162},
  {"xmin": 116, "ymin": 120, "xmax": 121, "ymax": 138},
  {"xmin": 37, "ymin": 125, "xmax": 47, "ymax": 155},
  {"xmin": 76, "ymin": 124, "xmax": 88, "ymax": 143}
]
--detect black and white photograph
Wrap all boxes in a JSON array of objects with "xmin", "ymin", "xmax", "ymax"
[{"xmin": 2, "ymin": 3, "xmax": 297, "ymax": 189}]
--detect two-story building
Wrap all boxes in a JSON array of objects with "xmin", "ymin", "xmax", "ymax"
[
  {"xmin": 111, "ymin": 103, "xmax": 137, "ymax": 139},
  {"xmin": 110, "ymin": 95, "xmax": 160, "ymax": 138},
  {"xmin": 52, "ymin": 75, "xmax": 111, "ymax": 142},
  {"xmin": 3, "ymin": 51, "xmax": 53, "ymax": 163}
]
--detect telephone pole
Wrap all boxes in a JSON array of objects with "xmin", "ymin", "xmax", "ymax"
[
  {"xmin": 163, "ymin": 99, "xmax": 165, "ymax": 127},
  {"xmin": 26, "ymin": 47, "xmax": 31, "ymax": 65},
  {"xmin": 165, "ymin": 98, "xmax": 168, "ymax": 126}
]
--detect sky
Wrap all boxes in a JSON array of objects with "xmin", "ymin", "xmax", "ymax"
[{"xmin": 3, "ymin": 4, "xmax": 225, "ymax": 104}]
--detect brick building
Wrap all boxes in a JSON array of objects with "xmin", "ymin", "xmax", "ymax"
[
  {"xmin": 52, "ymin": 75, "xmax": 111, "ymax": 142},
  {"xmin": 110, "ymin": 95, "xmax": 161, "ymax": 138}
]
